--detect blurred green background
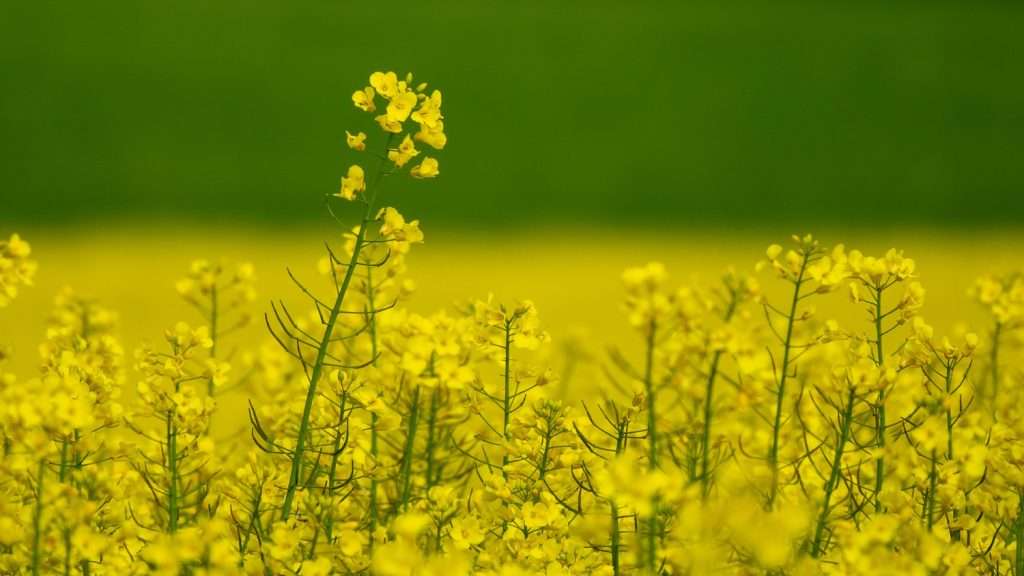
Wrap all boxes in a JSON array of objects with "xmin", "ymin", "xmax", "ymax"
[{"xmin": 2, "ymin": 0, "xmax": 1022, "ymax": 229}]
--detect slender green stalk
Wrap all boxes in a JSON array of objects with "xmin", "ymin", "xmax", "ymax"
[
  {"xmin": 237, "ymin": 488, "xmax": 262, "ymax": 565},
  {"xmin": 1015, "ymin": 489, "xmax": 1024, "ymax": 576},
  {"xmin": 368, "ymin": 411, "xmax": 379, "ymax": 543},
  {"xmin": 424, "ymin": 388, "xmax": 440, "ymax": 489},
  {"xmin": 872, "ymin": 286, "xmax": 886, "ymax": 512},
  {"xmin": 925, "ymin": 449, "xmax": 938, "ymax": 531},
  {"xmin": 31, "ymin": 458, "xmax": 45, "ymax": 576},
  {"xmin": 942, "ymin": 361, "xmax": 963, "ymax": 541},
  {"xmin": 810, "ymin": 388, "xmax": 855, "ymax": 557},
  {"xmin": 366, "ymin": 266, "xmax": 381, "ymax": 550},
  {"xmin": 208, "ymin": 283, "xmax": 219, "ymax": 396},
  {"xmin": 501, "ymin": 319, "xmax": 514, "ymax": 480},
  {"xmin": 991, "ymin": 321, "xmax": 1002, "ymax": 402},
  {"xmin": 279, "ymin": 135, "xmax": 392, "ymax": 521},
  {"xmin": 610, "ymin": 420, "xmax": 628, "ymax": 576},
  {"xmin": 167, "ymin": 410, "xmax": 179, "ymax": 533},
  {"xmin": 322, "ymin": 391, "xmax": 348, "ymax": 547},
  {"xmin": 945, "ymin": 363, "xmax": 954, "ymax": 461},
  {"xmin": 397, "ymin": 386, "xmax": 422, "ymax": 512},
  {"xmin": 768, "ymin": 255, "xmax": 809, "ymax": 508},
  {"xmin": 59, "ymin": 438, "xmax": 69, "ymax": 483},
  {"xmin": 642, "ymin": 319, "xmax": 658, "ymax": 574},
  {"xmin": 537, "ymin": 420, "xmax": 552, "ymax": 484},
  {"xmin": 700, "ymin": 295, "xmax": 738, "ymax": 499},
  {"xmin": 59, "ymin": 441, "xmax": 71, "ymax": 576}
]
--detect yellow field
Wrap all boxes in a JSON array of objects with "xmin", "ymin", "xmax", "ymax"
[
  {"xmin": 5, "ymin": 226, "xmax": 1020, "ymax": 380},
  {"xmin": 3, "ymin": 224, "xmax": 1024, "ymax": 574}
]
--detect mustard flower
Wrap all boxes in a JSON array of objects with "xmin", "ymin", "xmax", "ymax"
[
  {"xmin": 411, "ymin": 157, "xmax": 440, "ymax": 179},
  {"xmin": 346, "ymin": 130, "xmax": 367, "ymax": 151},
  {"xmin": 337, "ymin": 164, "xmax": 366, "ymax": 200}
]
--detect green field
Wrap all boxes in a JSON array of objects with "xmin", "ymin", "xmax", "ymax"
[{"xmin": 3, "ymin": 0, "xmax": 1023, "ymax": 228}]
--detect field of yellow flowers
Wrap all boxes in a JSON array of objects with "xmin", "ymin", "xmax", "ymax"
[{"xmin": 2, "ymin": 71, "xmax": 1024, "ymax": 575}]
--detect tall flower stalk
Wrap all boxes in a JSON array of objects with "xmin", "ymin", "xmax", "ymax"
[{"xmin": 260, "ymin": 70, "xmax": 445, "ymax": 522}]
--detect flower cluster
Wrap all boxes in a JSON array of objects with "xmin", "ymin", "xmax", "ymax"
[
  {"xmin": 0, "ymin": 233, "xmax": 36, "ymax": 307},
  {"xmin": 340, "ymin": 70, "xmax": 444, "ymax": 202}
]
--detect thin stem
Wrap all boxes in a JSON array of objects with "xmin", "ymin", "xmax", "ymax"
[
  {"xmin": 425, "ymin": 388, "xmax": 440, "ymax": 489},
  {"xmin": 208, "ymin": 283, "xmax": 219, "ymax": 396},
  {"xmin": 1015, "ymin": 489, "xmax": 1024, "ymax": 576},
  {"xmin": 323, "ymin": 391, "xmax": 348, "ymax": 545},
  {"xmin": 502, "ymin": 320, "xmax": 513, "ymax": 478},
  {"xmin": 768, "ymin": 254, "xmax": 809, "ymax": 508},
  {"xmin": 700, "ymin": 294, "xmax": 738, "ymax": 499},
  {"xmin": 945, "ymin": 363, "xmax": 954, "ymax": 461},
  {"xmin": 991, "ymin": 321, "xmax": 1002, "ymax": 403},
  {"xmin": 643, "ymin": 319, "xmax": 658, "ymax": 573},
  {"xmin": 366, "ymin": 265, "xmax": 381, "ymax": 551},
  {"xmin": 810, "ymin": 387, "xmax": 855, "ymax": 557},
  {"xmin": 610, "ymin": 419, "xmax": 628, "ymax": 576},
  {"xmin": 279, "ymin": 135, "xmax": 393, "ymax": 521},
  {"xmin": 873, "ymin": 286, "xmax": 886, "ymax": 512},
  {"xmin": 167, "ymin": 411, "xmax": 179, "ymax": 533},
  {"xmin": 31, "ymin": 458, "xmax": 45, "ymax": 576},
  {"xmin": 926, "ymin": 449, "xmax": 938, "ymax": 531},
  {"xmin": 397, "ymin": 386, "xmax": 422, "ymax": 512}
]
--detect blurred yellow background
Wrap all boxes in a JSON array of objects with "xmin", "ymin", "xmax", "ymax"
[{"xmin": 4, "ymin": 227, "xmax": 1019, "ymax": 383}]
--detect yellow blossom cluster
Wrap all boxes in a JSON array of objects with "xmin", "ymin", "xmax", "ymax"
[
  {"xmin": 340, "ymin": 70, "xmax": 444, "ymax": 202},
  {"xmin": 0, "ymin": 233, "xmax": 36, "ymax": 308}
]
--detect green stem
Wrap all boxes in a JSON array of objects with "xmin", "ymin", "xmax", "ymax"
[
  {"xmin": 873, "ymin": 286, "xmax": 886, "ymax": 512},
  {"xmin": 537, "ymin": 424, "xmax": 552, "ymax": 484},
  {"xmin": 238, "ymin": 488, "xmax": 262, "ymax": 565},
  {"xmin": 1015, "ymin": 489, "xmax": 1024, "ymax": 576},
  {"xmin": 502, "ymin": 320, "xmax": 513, "ymax": 479},
  {"xmin": 610, "ymin": 420, "xmax": 628, "ymax": 576},
  {"xmin": 366, "ymin": 265, "xmax": 381, "ymax": 551},
  {"xmin": 59, "ymin": 439, "xmax": 71, "ymax": 575},
  {"xmin": 398, "ymin": 386, "xmax": 422, "ymax": 512},
  {"xmin": 424, "ymin": 388, "xmax": 440, "ymax": 489},
  {"xmin": 279, "ymin": 136, "xmax": 393, "ymax": 521},
  {"xmin": 63, "ymin": 528, "xmax": 71, "ymax": 576},
  {"xmin": 322, "ymin": 391, "xmax": 348, "ymax": 546},
  {"xmin": 642, "ymin": 319, "xmax": 658, "ymax": 573},
  {"xmin": 945, "ymin": 363, "xmax": 954, "ymax": 461},
  {"xmin": 700, "ymin": 294, "xmax": 738, "ymax": 499},
  {"xmin": 59, "ymin": 438, "xmax": 69, "ymax": 483},
  {"xmin": 926, "ymin": 449, "xmax": 938, "ymax": 531},
  {"xmin": 991, "ymin": 321, "xmax": 1002, "ymax": 403},
  {"xmin": 368, "ymin": 412, "xmax": 379, "ymax": 545},
  {"xmin": 810, "ymin": 387, "xmax": 855, "ymax": 558},
  {"xmin": 31, "ymin": 458, "xmax": 45, "ymax": 576},
  {"xmin": 167, "ymin": 410, "xmax": 179, "ymax": 533},
  {"xmin": 768, "ymin": 254, "xmax": 808, "ymax": 508},
  {"xmin": 208, "ymin": 283, "xmax": 218, "ymax": 396}
]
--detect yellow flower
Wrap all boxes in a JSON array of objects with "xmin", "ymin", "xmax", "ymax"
[
  {"xmin": 388, "ymin": 134, "xmax": 420, "ymax": 168},
  {"xmin": 386, "ymin": 87, "xmax": 419, "ymax": 124},
  {"xmin": 352, "ymin": 86, "xmax": 376, "ymax": 112},
  {"xmin": 337, "ymin": 164, "xmax": 366, "ymax": 200},
  {"xmin": 370, "ymin": 71, "xmax": 399, "ymax": 99},
  {"xmin": 0, "ymin": 516, "xmax": 23, "ymax": 546},
  {"xmin": 392, "ymin": 511, "xmax": 431, "ymax": 538},
  {"xmin": 449, "ymin": 516, "xmax": 486, "ymax": 550},
  {"xmin": 346, "ymin": 130, "xmax": 367, "ymax": 151},
  {"xmin": 377, "ymin": 207, "xmax": 424, "ymax": 243},
  {"xmin": 415, "ymin": 120, "xmax": 447, "ymax": 150},
  {"xmin": 410, "ymin": 157, "xmax": 439, "ymax": 179},
  {"xmin": 300, "ymin": 558, "xmax": 332, "ymax": 576},
  {"xmin": 411, "ymin": 90, "xmax": 443, "ymax": 128},
  {"xmin": 375, "ymin": 114, "xmax": 403, "ymax": 134}
]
